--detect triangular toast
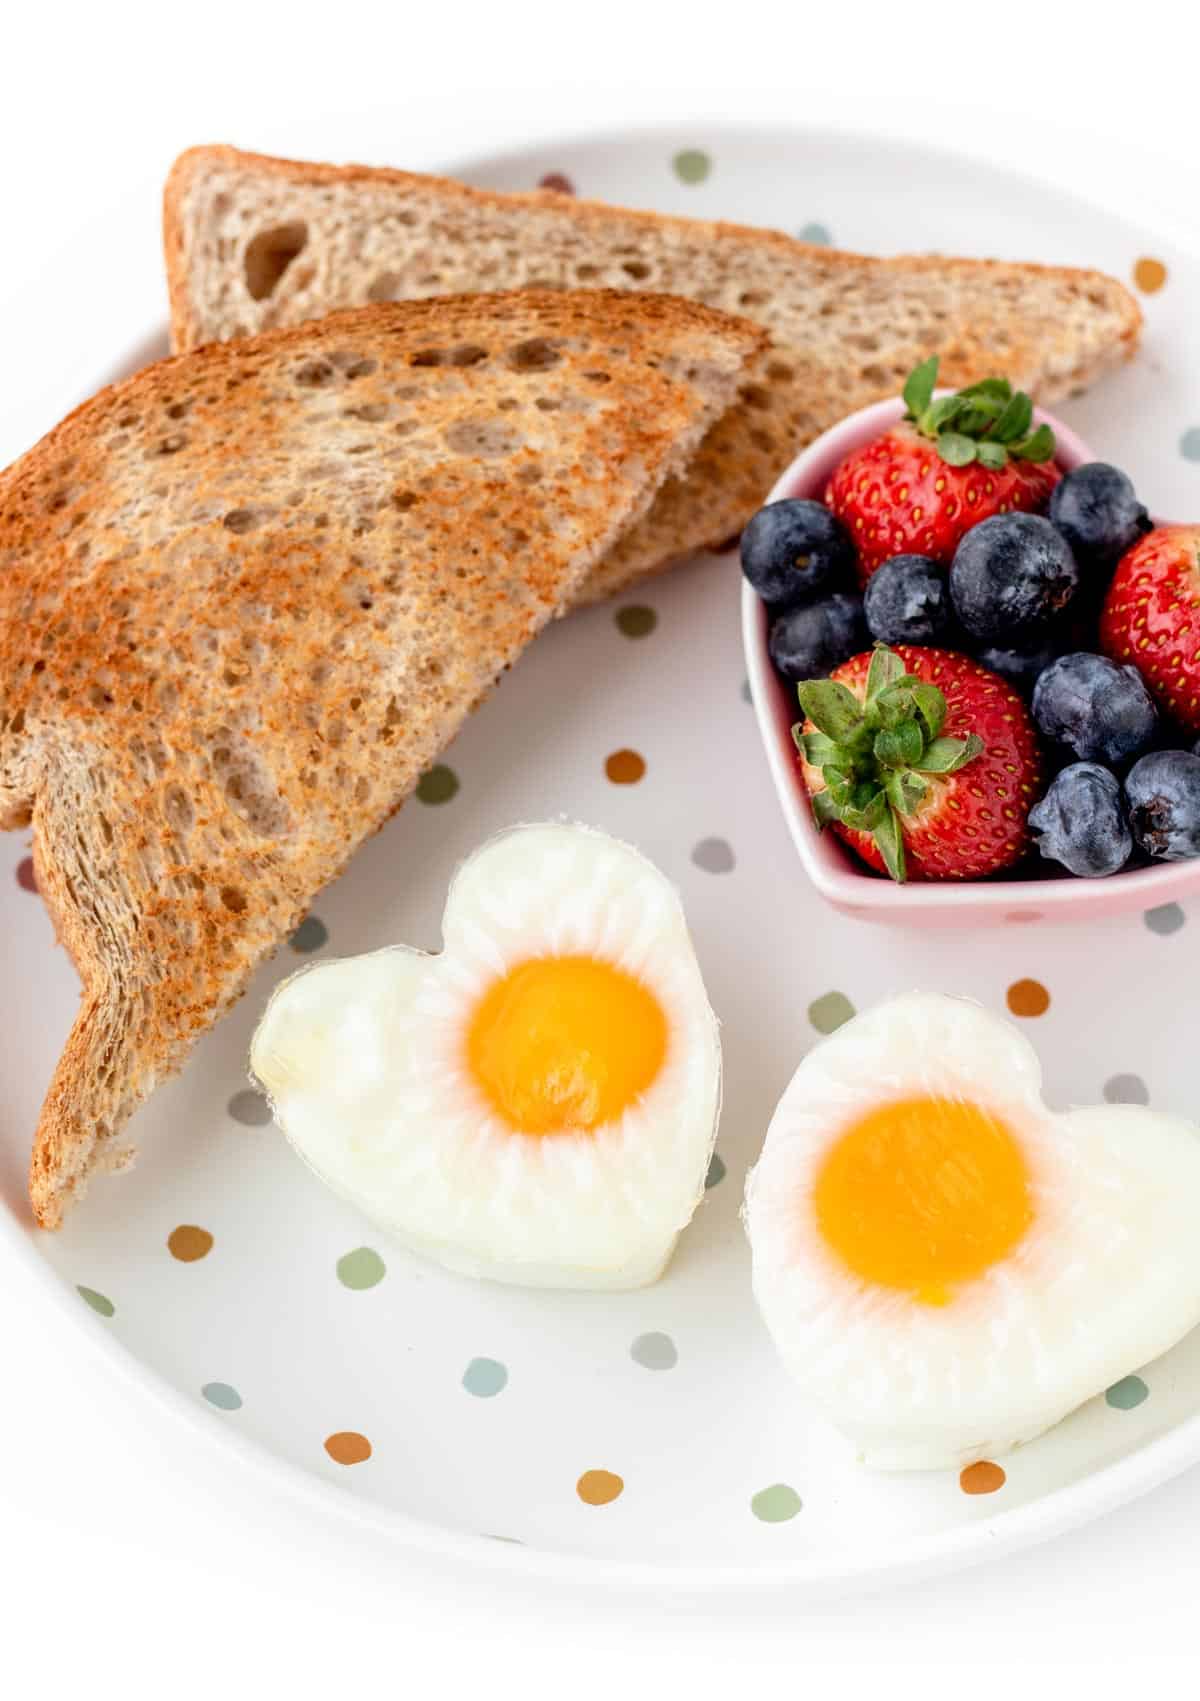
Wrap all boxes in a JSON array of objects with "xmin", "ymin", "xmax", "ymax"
[{"xmin": 0, "ymin": 289, "xmax": 762, "ymax": 1225}]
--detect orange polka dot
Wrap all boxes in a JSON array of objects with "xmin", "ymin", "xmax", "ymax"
[
  {"xmin": 1133, "ymin": 256, "xmax": 1167, "ymax": 294},
  {"xmin": 605, "ymin": 749, "xmax": 645, "ymax": 785},
  {"xmin": 167, "ymin": 1224, "xmax": 213, "ymax": 1262},
  {"xmin": 1006, "ymin": 978, "xmax": 1050, "ymax": 1018},
  {"xmin": 324, "ymin": 1431, "xmax": 372, "ymax": 1465},
  {"xmin": 960, "ymin": 1460, "xmax": 1006, "ymax": 1495},
  {"xmin": 576, "ymin": 1468, "xmax": 623, "ymax": 1505}
]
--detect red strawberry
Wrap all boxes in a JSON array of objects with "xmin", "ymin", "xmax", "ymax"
[
  {"xmin": 795, "ymin": 644, "xmax": 1042, "ymax": 882},
  {"xmin": 1100, "ymin": 526, "xmax": 1200, "ymax": 731},
  {"xmin": 825, "ymin": 358, "xmax": 1061, "ymax": 585}
]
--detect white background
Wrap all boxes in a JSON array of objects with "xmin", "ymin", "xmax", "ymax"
[{"xmin": 3, "ymin": 4, "xmax": 1198, "ymax": 1695}]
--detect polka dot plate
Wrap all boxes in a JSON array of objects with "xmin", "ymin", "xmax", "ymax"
[{"xmin": 3, "ymin": 124, "xmax": 1200, "ymax": 1594}]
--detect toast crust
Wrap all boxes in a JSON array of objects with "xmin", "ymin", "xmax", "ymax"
[{"xmin": 0, "ymin": 289, "xmax": 762, "ymax": 1226}]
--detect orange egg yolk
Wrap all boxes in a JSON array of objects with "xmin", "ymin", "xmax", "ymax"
[
  {"xmin": 813, "ymin": 1096, "xmax": 1033, "ymax": 1305},
  {"xmin": 466, "ymin": 955, "xmax": 668, "ymax": 1135}
]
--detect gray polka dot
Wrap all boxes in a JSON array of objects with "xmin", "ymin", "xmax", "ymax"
[
  {"xmin": 705, "ymin": 1152, "xmax": 726, "ymax": 1189},
  {"xmin": 202, "ymin": 1381, "xmax": 243, "ymax": 1410},
  {"xmin": 1104, "ymin": 1073, "xmax": 1149, "ymax": 1106},
  {"xmin": 289, "ymin": 915, "xmax": 328, "ymax": 953},
  {"xmin": 631, "ymin": 1331, "xmax": 678, "ymax": 1370},
  {"xmin": 1145, "ymin": 902, "xmax": 1186, "ymax": 936},
  {"xmin": 1181, "ymin": 427, "xmax": 1200, "ymax": 462},
  {"xmin": 799, "ymin": 221, "xmax": 832, "ymax": 245},
  {"xmin": 228, "ymin": 1088, "xmax": 272, "ymax": 1126},
  {"xmin": 740, "ymin": 678, "xmax": 752, "ymax": 704},
  {"xmin": 462, "ymin": 1357, "xmax": 508, "ymax": 1397},
  {"xmin": 692, "ymin": 837, "xmax": 735, "ymax": 874}
]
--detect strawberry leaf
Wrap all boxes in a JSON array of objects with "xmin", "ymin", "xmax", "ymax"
[
  {"xmin": 841, "ymin": 791, "xmax": 888, "ymax": 833},
  {"xmin": 917, "ymin": 733, "xmax": 985, "ymax": 774},
  {"xmin": 884, "ymin": 768, "xmax": 927, "ymax": 816},
  {"xmin": 902, "ymin": 355, "xmax": 939, "ymax": 420},
  {"xmin": 936, "ymin": 431, "xmax": 977, "ymax": 467},
  {"xmin": 990, "ymin": 390, "xmax": 1033, "ymax": 444},
  {"xmin": 811, "ymin": 788, "xmax": 840, "ymax": 830},
  {"xmin": 797, "ymin": 679, "xmax": 866, "ymax": 742},
  {"xmin": 872, "ymin": 807, "xmax": 907, "ymax": 882},
  {"xmin": 923, "ymin": 394, "xmax": 967, "ymax": 434},
  {"xmin": 875, "ymin": 720, "xmax": 924, "ymax": 768},
  {"xmin": 957, "ymin": 378, "xmax": 1013, "ymax": 403},
  {"xmin": 873, "ymin": 685, "xmax": 919, "ymax": 729},
  {"xmin": 1012, "ymin": 423, "xmax": 1055, "ymax": 463},
  {"xmin": 866, "ymin": 643, "xmax": 906, "ymax": 700},
  {"xmin": 976, "ymin": 440, "xmax": 1009, "ymax": 470},
  {"xmin": 911, "ymin": 682, "xmax": 946, "ymax": 741},
  {"xmin": 795, "ymin": 728, "xmax": 840, "ymax": 767}
]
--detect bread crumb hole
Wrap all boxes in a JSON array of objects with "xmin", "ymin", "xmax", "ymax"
[
  {"xmin": 220, "ymin": 885, "xmax": 248, "ymax": 914},
  {"xmin": 622, "ymin": 260, "xmax": 651, "ymax": 280},
  {"xmin": 367, "ymin": 272, "xmax": 401, "ymax": 303},
  {"xmin": 244, "ymin": 222, "xmax": 309, "ymax": 301},
  {"xmin": 509, "ymin": 338, "xmax": 561, "ymax": 372},
  {"xmin": 443, "ymin": 418, "xmax": 524, "ymax": 457},
  {"xmin": 223, "ymin": 508, "xmax": 262, "ymax": 534}
]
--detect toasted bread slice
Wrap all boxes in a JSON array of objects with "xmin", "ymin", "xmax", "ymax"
[
  {"xmin": 164, "ymin": 145, "xmax": 1143, "ymax": 601},
  {"xmin": 0, "ymin": 289, "xmax": 762, "ymax": 1227}
]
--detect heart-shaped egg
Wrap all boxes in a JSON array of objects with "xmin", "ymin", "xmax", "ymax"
[
  {"xmin": 744, "ymin": 992, "xmax": 1200, "ymax": 1469},
  {"xmin": 251, "ymin": 822, "xmax": 721, "ymax": 1290}
]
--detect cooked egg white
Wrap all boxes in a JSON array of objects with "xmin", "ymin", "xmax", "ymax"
[
  {"xmin": 251, "ymin": 822, "xmax": 721, "ymax": 1290},
  {"xmin": 744, "ymin": 992, "xmax": 1200, "ymax": 1470}
]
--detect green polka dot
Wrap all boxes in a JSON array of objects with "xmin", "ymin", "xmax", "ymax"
[
  {"xmin": 417, "ymin": 764, "xmax": 459, "ymax": 805},
  {"xmin": 1106, "ymin": 1374, "xmax": 1149, "ymax": 1410},
  {"xmin": 673, "ymin": 149, "xmax": 711, "ymax": 185},
  {"xmin": 1180, "ymin": 428, "xmax": 1200, "ymax": 462},
  {"xmin": 740, "ymin": 678, "xmax": 751, "ymax": 704},
  {"xmin": 751, "ymin": 1483, "xmax": 802, "ymax": 1523},
  {"xmin": 336, "ymin": 1247, "xmax": 387, "ymax": 1290},
  {"xmin": 462, "ymin": 1357, "xmax": 508, "ymax": 1398},
  {"xmin": 77, "ymin": 1285, "xmax": 114, "ymax": 1318},
  {"xmin": 289, "ymin": 915, "xmax": 328, "ymax": 953},
  {"xmin": 1145, "ymin": 902, "xmax": 1185, "ymax": 936},
  {"xmin": 799, "ymin": 221, "xmax": 832, "ymax": 245},
  {"xmin": 202, "ymin": 1381, "xmax": 243, "ymax": 1411},
  {"xmin": 616, "ymin": 605, "xmax": 657, "ymax": 638},
  {"xmin": 808, "ymin": 991, "xmax": 855, "ymax": 1035},
  {"xmin": 705, "ymin": 1152, "xmax": 726, "ymax": 1189}
]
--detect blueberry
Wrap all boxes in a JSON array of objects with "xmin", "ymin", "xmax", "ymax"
[
  {"xmin": 740, "ymin": 499, "xmax": 855, "ymax": 607},
  {"xmin": 1031, "ymin": 653, "xmax": 1158, "ymax": 768},
  {"xmin": 1029, "ymin": 763, "xmax": 1132, "ymax": 877},
  {"xmin": 863, "ymin": 554, "xmax": 954, "ymax": 645},
  {"xmin": 1048, "ymin": 462, "xmax": 1151, "ymax": 571},
  {"xmin": 1125, "ymin": 751, "xmax": 1200, "ymax": 859},
  {"xmin": 768, "ymin": 593, "xmax": 867, "ymax": 681},
  {"xmin": 975, "ymin": 642, "xmax": 1060, "ymax": 700},
  {"xmin": 950, "ymin": 513, "xmax": 1080, "ymax": 644}
]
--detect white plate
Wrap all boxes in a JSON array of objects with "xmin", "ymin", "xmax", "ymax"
[{"xmin": 3, "ymin": 122, "xmax": 1200, "ymax": 1595}]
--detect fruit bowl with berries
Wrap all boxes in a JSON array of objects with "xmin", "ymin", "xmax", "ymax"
[{"xmin": 741, "ymin": 357, "xmax": 1200, "ymax": 924}]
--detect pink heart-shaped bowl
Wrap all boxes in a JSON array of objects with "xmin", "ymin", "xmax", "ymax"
[{"xmin": 742, "ymin": 397, "xmax": 1197, "ymax": 927}]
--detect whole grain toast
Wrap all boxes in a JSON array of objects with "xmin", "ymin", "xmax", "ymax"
[
  {"xmin": 0, "ymin": 289, "xmax": 762, "ymax": 1227},
  {"xmin": 164, "ymin": 145, "xmax": 1143, "ymax": 601}
]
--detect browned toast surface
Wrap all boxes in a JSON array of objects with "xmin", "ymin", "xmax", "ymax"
[{"xmin": 0, "ymin": 289, "xmax": 761, "ymax": 1225}]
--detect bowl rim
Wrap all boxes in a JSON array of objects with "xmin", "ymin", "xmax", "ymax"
[{"xmin": 741, "ymin": 396, "xmax": 1200, "ymax": 921}]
